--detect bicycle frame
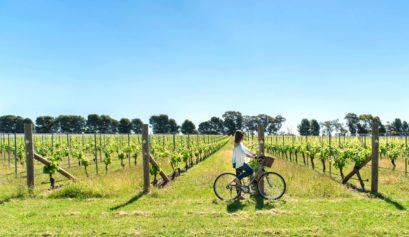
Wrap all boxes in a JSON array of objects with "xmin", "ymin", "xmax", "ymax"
[{"xmin": 239, "ymin": 163, "xmax": 265, "ymax": 190}]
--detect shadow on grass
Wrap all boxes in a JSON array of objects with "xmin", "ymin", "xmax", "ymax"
[
  {"xmin": 226, "ymin": 200, "xmax": 245, "ymax": 213},
  {"xmin": 373, "ymin": 193, "xmax": 406, "ymax": 211},
  {"xmin": 226, "ymin": 195, "xmax": 278, "ymax": 213},
  {"xmin": 0, "ymin": 197, "xmax": 13, "ymax": 205},
  {"xmin": 110, "ymin": 191, "xmax": 146, "ymax": 211},
  {"xmin": 344, "ymin": 183, "xmax": 406, "ymax": 211},
  {"xmin": 253, "ymin": 195, "xmax": 277, "ymax": 210}
]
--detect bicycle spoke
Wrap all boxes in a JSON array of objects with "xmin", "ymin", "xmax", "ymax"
[
  {"xmin": 258, "ymin": 172, "xmax": 286, "ymax": 200},
  {"xmin": 214, "ymin": 173, "xmax": 241, "ymax": 200}
]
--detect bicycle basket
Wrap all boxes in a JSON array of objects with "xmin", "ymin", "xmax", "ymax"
[{"xmin": 262, "ymin": 156, "xmax": 275, "ymax": 168}]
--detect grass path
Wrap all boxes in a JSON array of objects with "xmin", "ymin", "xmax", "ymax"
[{"xmin": 1, "ymin": 142, "xmax": 409, "ymax": 236}]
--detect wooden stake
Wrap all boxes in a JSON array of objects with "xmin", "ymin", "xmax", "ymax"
[
  {"xmin": 405, "ymin": 134, "xmax": 408, "ymax": 177},
  {"xmin": 7, "ymin": 133, "xmax": 10, "ymax": 167},
  {"xmin": 173, "ymin": 134, "xmax": 176, "ymax": 151},
  {"xmin": 149, "ymin": 155, "xmax": 170, "ymax": 183},
  {"xmin": 14, "ymin": 133, "xmax": 17, "ymax": 178},
  {"xmin": 371, "ymin": 122, "xmax": 379, "ymax": 194},
  {"xmin": 142, "ymin": 125, "xmax": 150, "ymax": 193},
  {"xmin": 94, "ymin": 133, "xmax": 98, "ymax": 175},
  {"xmin": 258, "ymin": 124, "xmax": 265, "ymax": 194},
  {"xmin": 34, "ymin": 154, "xmax": 77, "ymax": 181},
  {"xmin": 24, "ymin": 123, "xmax": 35, "ymax": 190}
]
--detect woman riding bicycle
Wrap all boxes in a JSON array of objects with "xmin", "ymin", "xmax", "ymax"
[{"xmin": 232, "ymin": 130, "xmax": 256, "ymax": 200}]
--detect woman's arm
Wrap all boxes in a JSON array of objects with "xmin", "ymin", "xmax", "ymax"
[{"xmin": 241, "ymin": 144, "xmax": 256, "ymax": 158}]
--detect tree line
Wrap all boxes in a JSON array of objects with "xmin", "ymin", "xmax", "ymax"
[
  {"xmin": 297, "ymin": 113, "xmax": 409, "ymax": 136},
  {"xmin": 0, "ymin": 115, "xmax": 143, "ymax": 134},
  {"xmin": 0, "ymin": 111, "xmax": 286, "ymax": 135}
]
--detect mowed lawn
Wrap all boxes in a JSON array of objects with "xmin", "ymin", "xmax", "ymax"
[{"xmin": 1, "ymin": 142, "xmax": 409, "ymax": 236}]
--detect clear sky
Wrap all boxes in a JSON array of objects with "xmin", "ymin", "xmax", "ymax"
[{"xmin": 1, "ymin": 0, "xmax": 408, "ymax": 133}]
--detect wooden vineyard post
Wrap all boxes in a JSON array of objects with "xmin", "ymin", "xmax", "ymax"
[
  {"xmin": 128, "ymin": 134, "xmax": 131, "ymax": 168},
  {"xmin": 24, "ymin": 123, "xmax": 35, "ymax": 190},
  {"xmin": 99, "ymin": 134, "xmax": 102, "ymax": 162},
  {"xmin": 94, "ymin": 133, "xmax": 98, "ymax": 175},
  {"xmin": 7, "ymin": 133, "xmax": 10, "ymax": 167},
  {"xmin": 371, "ymin": 122, "xmax": 379, "ymax": 194},
  {"xmin": 306, "ymin": 136, "xmax": 309, "ymax": 166},
  {"xmin": 405, "ymin": 134, "xmax": 408, "ymax": 177},
  {"xmin": 67, "ymin": 134, "xmax": 71, "ymax": 168},
  {"xmin": 187, "ymin": 134, "xmax": 190, "ymax": 148},
  {"xmin": 142, "ymin": 124, "xmax": 150, "ymax": 193},
  {"xmin": 14, "ymin": 133, "xmax": 17, "ymax": 178},
  {"xmin": 282, "ymin": 135, "xmax": 285, "ymax": 160},
  {"xmin": 329, "ymin": 134, "xmax": 332, "ymax": 177},
  {"xmin": 258, "ymin": 124, "xmax": 265, "ymax": 194},
  {"xmin": 51, "ymin": 133, "xmax": 54, "ymax": 154},
  {"xmin": 173, "ymin": 134, "xmax": 176, "ymax": 151}
]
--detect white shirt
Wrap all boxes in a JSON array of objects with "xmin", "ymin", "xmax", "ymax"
[{"xmin": 232, "ymin": 143, "xmax": 252, "ymax": 168}]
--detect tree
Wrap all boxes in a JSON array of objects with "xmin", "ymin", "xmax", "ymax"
[
  {"xmin": 357, "ymin": 114, "xmax": 375, "ymax": 135},
  {"xmin": 181, "ymin": 120, "xmax": 196, "ymax": 134},
  {"xmin": 310, "ymin": 119, "xmax": 320, "ymax": 136},
  {"xmin": 402, "ymin": 121, "xmax": 409, "ymax": 134},
  {"xmin": 55, "ymin": 115, "xmax": 86, "ymax": 133},
  {"xmin": 379, "ymin": 122, "xmax": 386, "ymax": 136},
  {"xmin": 257, "ymin": 114, "xmax": 273, "ymax": 130},
  {"xmin": 270, "ymin": 115, "xmax": 286, "ymax": 134},
  {"xmin": 110, "ymin": 119, "xmax": 119, "ymax": 133},
  {"xmin": 35, "ymin": 116, "xmax": 56, "ymax": 133},
  {"xmin": 99, "ymin": 115, "xmax": 118, "ymax": 133},
  {"xmin": 298, "ymin": 119, "xmax": 310, "ymax": 136},
  {"xmin": 391, "ymin": 118, "xmax": 403, "ymax": 135},
  {"xmin": 257, "ymin": 114, "xmax": 284, "ymax": 135},
  {"xmin": 168, "ymin": 119, "xmax": 179, "ymax": 134},
  {"xmin": 330, "ymin": 119, "xmax": 348, "ymax": 136},
  {"xmin": 0, "ymin": 115, "xmax": 24, "ymax": 133},
  {"xmin": 320, "ymin": 120, "xmax": 336, "ymax": 136},
  {"xmin": 149, "ymin": 114, "xmax": 169, "ymax": 134},
  {"xmin": 222, "ymin": 111, "xmax": 243, "ymax": 135},
  {"xmin": 198, "ymin": 121, "xmax": 212, "ymax": 134},
  {"xmin": 87, "ymin": 114, "xmax": 101, "ymax": 133},
  {"xmin": 265, "ymin": 115, "xmax": 286, "ymax": 135},
  {"xmin": 243, "ymin": 115, "xmax": 258, "ymax": 135},
  {"xmin": 131, "ymin": 118, "xmax": 143, "ymax": 134},
  {"xmin": 118, "ymin": 118, "xmax": 132, "ymax": 134},
  {"xmin": 344, "ymin": 113, "xmax": 359, "ymax": 136},
  {"xmin": 209, "ymin": 117, "xmax": 224, "ymax": 134}
]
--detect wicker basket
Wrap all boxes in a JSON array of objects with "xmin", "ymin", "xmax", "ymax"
[{"xmin": 262, "ymin": 156, "xmax": 275, "ymax": 168}]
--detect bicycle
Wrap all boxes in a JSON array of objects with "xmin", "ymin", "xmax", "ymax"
[{"xmin": 213, "ymin": 155, "xmax": 286, "ymax": 200}]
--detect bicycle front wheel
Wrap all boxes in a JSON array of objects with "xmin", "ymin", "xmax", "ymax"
[
  {"xmin": 213, "ymin": 173, "xmax": 241, "ymax": 201},
  {"xmin": 257, "ymin": 172, "xmax": 286, "ymax": 200}
]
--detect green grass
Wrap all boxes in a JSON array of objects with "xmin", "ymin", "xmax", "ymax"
[{"xmin": 1, "ymin": 141, "xmax": 409, "ymax": 236}]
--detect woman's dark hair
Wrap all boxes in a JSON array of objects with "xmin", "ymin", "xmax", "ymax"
[{"xmin": 234, "ymin": 130, "xmax": 244, "ymax": 144}]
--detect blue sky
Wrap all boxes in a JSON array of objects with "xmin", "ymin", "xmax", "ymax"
[{"xmin": 1, "ymin": 0, "xmax": 408, "ymax": 132}]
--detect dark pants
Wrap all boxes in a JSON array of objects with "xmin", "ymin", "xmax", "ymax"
[{"xmin": 235, "ymin": 163, "xmax": 253, "ymax": 180}]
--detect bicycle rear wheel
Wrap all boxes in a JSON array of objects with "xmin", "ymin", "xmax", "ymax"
[
  {"xmin": 213, "ymin": 173, "xmax": 241, "ymax": 201},
  {"xmin": 257, "ymin": 172, "xmax": 286, "ymax": 200}
]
